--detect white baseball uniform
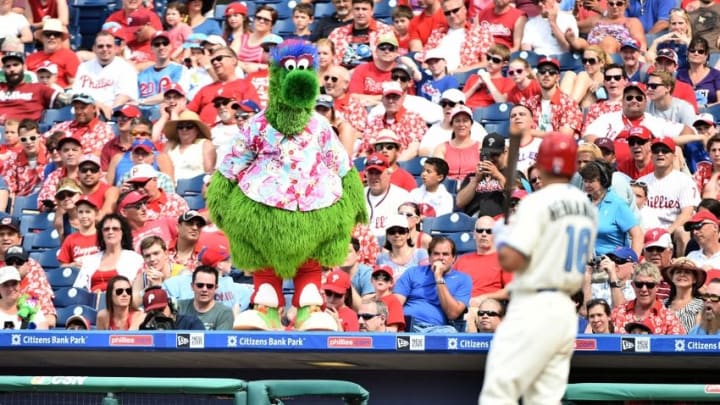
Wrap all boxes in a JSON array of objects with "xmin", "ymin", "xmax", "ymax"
[
  {"xmin": 73, "ymin": 57, "xmax": 139, "ymax": 106},
  {"xmin": 637, "ymin": 170, "xmax": 700, "ymax": 229},
  {"xmin": 365, "ymin": 184, "xmax": 411, "ymax": 237},
  {"xmin": 583, "ymin": 111, "xmax": 686, "ymax": 140},
  {"xmin": 480, "ymin": 183, "xmax": 598, "ymax": 405}
]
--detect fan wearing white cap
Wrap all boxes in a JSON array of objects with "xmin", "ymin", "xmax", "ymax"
[
  {"xmin": 0, "ymin": 266, "xmax": 49, "ymax": 330},
  {"xmin": 367, "ymin": 59, "xmax": 443, "ymax": 126},
  {"xmin": 362, "ymin": 81, "xmax": 429, "ymax": 161},
  {"xmin": 415, "ymin": 48, "xmax": 458, "ymax": 104},
  {"xmin": 26, "ymin": 19, "xmax": 78, "ymax": 89},
  {"xmin": 419, "ymin": 88, "xmax": 487, "ymax": 156}
]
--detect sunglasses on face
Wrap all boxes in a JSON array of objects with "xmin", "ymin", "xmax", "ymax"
[
  {"xmin": 391, "ymin": 74, "xmax": 410, "ymax": 82},
  {"xmin": 644, "ymin": 246, "xmax": 666, "ymax": 253},
  {"xmin": 152, "ymin": 40, "xmax": 170, "ymax": 48},
  {"xmin": 375, "ymin": 142, "xmax": 398, "ymax": 152},
  {"xmin": 372, "ymin": 273, "xmax": 391, "ymax": 282},
  {"xmin": 195, "ymin": 282, "xmax": 216, "ymax": 289},
  {"xmin": 701, "ymin": 293, "xmax": 720, "ymax": 302},
  {"xmin": 627, "ymin": 137, "xmax": 648, "ymax": 146},
  {"xmin": 56, "ymin": 191, "xmax": 76, "ymax": 200},
  {"xmin": 358, "ymin": 313, "xmax": 379, "ymax": 320},
  {"xmin": 125, "ymin": 201, "xmax": 147, "ymax": 210},
  {"xmin": 625, "ymin": 95, "xmax": 645, "ymax": 102},
  {"xmin": 102, "ymin": 226, "xmax": 121, "ymax": 232},
  {"xmin": 114, "ymin": 287, "xmax": 132, "ymax": 296},
  {"xmin": 377, "ymin": 44, "xmax": 397, "ymax": 52},
  {"xmin": 79, "ymin": 165, "xmax": 100, "ymax": 174},
  {"xmin": 689, "ymin": 48, "xmax": 707, "ymax": 55},
  {"xmin": 210, "ymin": 54, "xmax": 232, "ymax": 64},
  {"xmin": 477, "ymin": 310, "xmax": 500, "ymax": 317},
  {"xmin": 261, "ymin": 45, "xmax": 276, "ymax": 53},
  {"xmin": 236, "ymin": 111, "xmax": 250, "ymax": 120},
  {"xmin": 387, "ymin": 227, "xmax": 408, "ymax": 236},
  {"xmin": 254, "ymin": 15, "xmax": 273, "ymax": 23},
  {"xmin": 440, "ymin": 100, "xmax": 461, "ymax": 108},
  {"xmin": 324, "ymin": 290, "xmax": 344, "ymax": 299},
  {"xmin": 443, "ymin": 6, "xmax": 462, "ymax": 16},
  {"xmin": 507, "ymin": 68, "xmax": 524, "ymax": 76},
  {"xmin": 651, "ymin": 147, "xmax": 672, "ymax": 155},
  {"xmin": 324, "ymin": 75, "xmax": 339, "ymax": 83},
  {"xmin": 607, "ymin": 1, "xmax": 624, "ymax": 6},
  {"xmin": 487, "ymin": 55, "xmax": 503, "ymax": 64},
  {"xmin": 20, "ymin": 136, "xmax": 37, "ymax": 143},
  {"xmin": 1, "ymin": 280, "xmax": 18, "ymax": 288},
  {"xmin": 132, "ymin": 180, "xmax": 150, "ymax": 189},
  {"xmin": 646, "ymin": 82, "xmax": 664, "ymax": 90},
  {"xmin": 537, "ymin": 68, "xmax": 558, "ymax": 76},
  {"xmin": 604, "ymin": 74, "xmax": 623, "ymax": 82},
  {"xmin": 5, "ymin": 259, "xmax": 25, "ymax": 267},
  {"xmin": 177, "ymin": 123, "xmax": 196, "ymax": 131},
  {"xmin": 582, "ymin": 57, "xmax": 598, "ymax": 65},
  {"xmin": 530, "ymin": 176, "xmax": 540, "ymax": 184},
  {"xmin": 475, "ymin": 228, "xmax": 492, "ymax": 234},
  {"xmin": 610, "ymin": 257, "xmax": 632, "ymax": 265},
  {"xmin": 43, "ymin": 31, "xmax": 63, "ymax": 38},
  {"xmin": 687, "ymin": 221, "xmax": 713, "ymax": 231},
  {"xmin": 632, "ymin": 281, "xmax": 657, "ymax": 289}
]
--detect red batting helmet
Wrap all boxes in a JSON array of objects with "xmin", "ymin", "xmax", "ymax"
[{"xmin": 536, "ymin": 132, "xmax": 578, "ymax": 177}]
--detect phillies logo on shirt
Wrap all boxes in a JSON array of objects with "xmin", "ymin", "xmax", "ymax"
[
  {"xmin": 78, "ymin": 76, "xmax": 114, "ymax": 89},
  {"xmin": 479, "ymin": 21, "xmax": 512, "ymax": 37},
  {"xmin": 0, "ymin": 90, "xmax": 33, "ymax": 101},
  {"xmin": 365, "ymin": 77, "xmax": 382, "ymax": 94},
  {"xmin": 646, "ymin": 195, "xmax": 680, "ymax": 209}
]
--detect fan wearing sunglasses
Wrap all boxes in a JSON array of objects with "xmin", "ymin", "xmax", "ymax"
[
  {"xmin": 505, "ymin": 58, "xmax": 540, "ymax": 106},
  {"xmin": 375, "ymin": 214, "xmax": 429, "ymax": 280},
  {"xmin": 581, "ymin": 0, "xmax": 646, "ymax": 54},
  {"xmin": 467, "ymin": 298, "xmax": 505, "ymax": 333},
  {"xmin": 417, "ymin": 48, "xmax": 459, "ymax": 104},
  {"xmin": 677, "ymin": 36, "xmax": 720, "ymax": 109},
  {"xmin": 361, "ymin": 266, "xmax": 406, "ymax": 332},
  {"xmin": 3, "ymin": 119, "xmax": 47, "ymax": 200},
  {"xmin": 96, "ymin": 275, "xmax": 144, "ymax": 330},
  {"xmin": 462, "ymin": 44, "xmax": 513, "ymax": 109},
  {"xmin": 176, "ymin": 265, "xmax": 234, "ymax": 330},
  {"xmin": 419, "ymin": 89, "xmax": 487, "ymax": 156},
  {"xmin": 688, "ymin": 278, "xmax": 720, "ymax": 335},
  {"xmin": 322, "ymin": 269, "xmax": 359, "ymax": 332},
  {"xmin": 559, "ymin": 45, "xmax": 612, "ymax": 109},
  {"xmin": 611, "ymin": 262, "xmax": 685, "ymax": 334},
  {"xmin": 1, "ymin": 244, "xmax": 56, "ymax": 328},
  {"xmin": 584, "ymin": 64, "xmax": 627, "ymax": 128},
  {"xmin": 525, "ymin": 56, "xmax": 583, "ymax": 138}
]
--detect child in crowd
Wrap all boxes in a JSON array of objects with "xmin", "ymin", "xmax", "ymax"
[
  {"xmin": 417, "ymin": 49, "xmax": 458, "ymax": 103},
  {"xmin": 463, "ymin": 43, "xmax": 514, "ymax": 109},
  {"xmin": 3, "ymin": 119, "xmax": 22, "ymax": 155},
  {"xmin": 365, "ymin": 265, "xmax": 406, "ymax": 332},
  {"xmin": 35, "ymin": 63, "xmax": 63, "ymax": 92},
  {"xmin": 288, "ymin": 3, "xmax": 313, "ymax": 41},
  {"xmin": 164, "ymin": 2, "xmax": 192, "ymax": 61},
  {"xmin": 409, "ymin": 157, "xmax": 454, "ymax": 217},
  {"xmin": 392, "ymin": 5, "xmax": 413, "ymax": 55}
]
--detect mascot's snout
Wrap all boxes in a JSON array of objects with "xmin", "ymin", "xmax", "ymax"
[{"xmin": 281, "ymin": 69, "xmax": 318, "ymax": 110}]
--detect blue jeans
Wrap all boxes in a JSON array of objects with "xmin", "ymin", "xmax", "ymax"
[{"xmin": 411, "ymin": 321, "xmax": 458, "ymax": 334}]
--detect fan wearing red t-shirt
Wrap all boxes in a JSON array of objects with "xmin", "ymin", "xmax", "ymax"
[
  {"xmin": 463, "ymin": 44, "xmax": 514, "ymax": 109},
  {"xmin": 475, "ymin": 0, "xmax": 526, "ymax": 51},
  {"xmin": 57, "ymin": 198, "xmax": 101, "ymax": 267},
  {"xmin": 0, "ymin": 52, "xmax": 60, "ymax": 123}
]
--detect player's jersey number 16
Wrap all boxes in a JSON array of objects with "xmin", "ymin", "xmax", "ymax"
[{"xmin": 564, "ymin": 225, "xmax": 592, "ymax": 274}]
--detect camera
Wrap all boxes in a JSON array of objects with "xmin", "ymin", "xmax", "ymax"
[
  {"xmin": 480, "ymin": 149, "xmax": 492, "ymax": 162},
  {"xmin": 139, "ymin": 311, "xmax": 176, "ymax": 330},
  {"xmin": 588, "ymin": 256, "xmax": 610, "ymax": 283}
]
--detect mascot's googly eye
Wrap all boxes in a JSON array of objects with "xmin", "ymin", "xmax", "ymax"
[
  {"xmin": 296, "ymin": 54, "xmax": 314, "ymax": 70},
  {"xmin": 280, "ymin": 57, "xmax": 297, "ymax": 70}
]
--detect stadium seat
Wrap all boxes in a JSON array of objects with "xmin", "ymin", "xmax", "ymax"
[
  {"xmin": 353, "ymin": 157, "xmax": 366, "ymax": 171},
  {"xmin": 274, "ymin": 1, "xmax": 295, "ymax": 19},
  {"xmin": 610, "ymin": 53, "xmax": 623, "ymax": 65},
  {"xmin": 443, "ymin": 178, "xmax": 458, "ymax": 194},
  {"xmin": 54, "ymin": 287, "xmax": 95, "ymax": 308},
  {"xmin": 450, "ymin": 68, "xmax": 479, "ymax": 89},
  {"xmin": 273, "ymin": 18, "xmax": 296, "ymax": 37},
  {"xmin": 30, "ymin": 250, "xmax": 62, "ymax": 270},
  {"xmin": 314, "ymin": 2, "xmax": 335, "ymax": 18},
  {"xmin": 509, "ymin": 50, "xmax": 539, "ymax": 67},
  {"xmin": 214, "ymin": 3, "xmax": 227, "ymax": 18},
  {"xmin": 95, "ymin": 291, "xmax": 107, "ymax": 311},
  {"xmin": 473, "ymin": 102, "xmax": 513, "ymax": 123},
  {"xmin": 184, "ymin": 195, "xmax": 206, "ymax": 210},
  {"xmin": 444, "ymin": 232, "xmax": 475, "ymax": 255},
  {"xmin": 56, "ymin": 305, "xmax": 97, "ymax": 327},
  {"xmin": 420, "ymin": 217, "xmax": 435, "ymax": 232},
  {"xmin": 40, "ymin": 106, "xmax": 73, "ymax": 128},
  {"xmin": 373, "ymin": 0, "xmax": 393, "ymax": 19},
  {"xmin": 555, "ymin": 52, "xmax": 583, "ymax": 72},
  {"xmin": 45, "ymin": 267, "xmax": 80, "ymax": 290},
  {"xmin": 11, "ymin": 192, "xmax": 40, "ymax": 217},
  {"xmin": 429, "ymin": 212, "xmax": 475, "ymax": 234},
  {"xmin": 19, "ymin": 212, "xmax": 54, "ymax": 235},
  {"xmin": 483, "ymin": 121, "xmax": 510, "ymax": 137},
  {"xmin": 21, "ymin": 233, "xmax": 35, "ymax": 252},
  {"xmin": 175, "ymin": 174, "xmax": 205, "ymax": 196},
  {"xmin": 398, "ymin": 156, "xmax": 427, "ymax": 176},
  {"xmin": 710, "ymin": 52, "xmax": 720, "ymax": 69},
  {"xmin": 30, "ymin": 229, "xmax": 61, "ymax": 251}
]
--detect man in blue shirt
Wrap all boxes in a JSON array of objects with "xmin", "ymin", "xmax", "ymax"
[
  {"xmin": 395, "ymin": 236, "xmax": 472, "ymax": 333},
  {"xmin": 689, "ymin": 278, "xmax": 720, "ymax": 335},
  {"xmin": 625, "ymin": 0, "xmax": 673, "ymax": 34}
]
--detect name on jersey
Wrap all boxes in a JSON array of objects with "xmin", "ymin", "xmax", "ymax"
[
  {"xmin": 646, "ymin": 195, "xmax": 680, "ymax": 209},
  {"xmin": 0, "ymin": 90, "xmax": 32, "ymax": 101},
  {"xmin": 78, "ymin": 76, "xmax": 114, "ymax": 89},
  {"xmin": 548, "ymin": 200, "xmax": 596, "ymax": 221}
]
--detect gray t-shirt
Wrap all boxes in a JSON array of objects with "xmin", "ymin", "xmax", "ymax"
[
  {"xmin": 177, "ymin": 299, "xmax": 234, "ymax": 331},
  {"xmin": 646, "ymin": 98, "xmax": 696, "ymax": 126}
]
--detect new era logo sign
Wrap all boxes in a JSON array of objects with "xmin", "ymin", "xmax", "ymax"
[
  {"xmin": 621, "ymin": 337, "xmax": 635, "ymax": 352},
  {"xmin": 396, "ymin": 336, "xmax": 410, "ymax": 350},
  {"xmin": 176, "ymin": 334, "xmax": 190, "ymax": 348}
]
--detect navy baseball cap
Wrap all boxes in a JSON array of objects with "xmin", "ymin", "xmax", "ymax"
[{"xmin": 607, "ymin": 247, "xmax": 639, "ymax": 264}]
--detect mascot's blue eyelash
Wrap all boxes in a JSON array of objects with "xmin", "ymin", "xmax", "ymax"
[{"xmin": 271, "ymin": 40, "xmax": 319, "ymax": 71}]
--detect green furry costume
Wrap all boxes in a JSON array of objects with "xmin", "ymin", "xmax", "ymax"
[{"xmin": 206, "ymin": 39, "xmax": 366, "ymax": 329}]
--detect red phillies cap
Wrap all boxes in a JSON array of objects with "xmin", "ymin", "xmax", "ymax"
[
  {"xmin": 643, "ymin": 228, "xmax": 672, "ymax": 249},
  {"xmin": 118, "ymin": 190, "xmax": 149, "ymax": 210},
  {"xmin": 143, "ymin": 287, "xmax": 169, "ymax": 311},
  {"xmin": 651, "ymin": 137, "xmax": 676, "ymax": 152},
  {"xmin": 322, "ymin": 269, "xmax": 351, "ymax": 295},
  {"xmin": 57, "ymin": 132, "xmax": 82, "ymax": 148},
  {"xmin": 127, "ymin": 8, "xmax": 153, "ymax": 27},
  {"xmin": 198, "ymin": 245, "xmax": 231, "ymax": 267},
  {"xmin": 164, "ymin": 83, "xmax": 186, "ymax": 98},
  {"xmin": 537, "ymin": 56, "xmax": 560, "ymax": 70},
  {"xmin": 152, "ymin": 30, "xmax": 170, "ymax": 42},
  {"xmin": 624, "ymin": 81, "xmax": 646, "ymax": 95},
  {"xmin": 75, "ymin": 194, "xmax": 100, "ymax": 210},
  {"xmin": 225, "ymin": 2, "xmax": 248, "ymax": 16},
  {"xmin": 416, "ymin": 203, "xmax": 437, "ymax": 217},
  {"xmin": 626, "ymin": 126, "xmax": 652, "ymax": 141},
  {"xmin": 371, "ymin": 264, "xmax": 394, "ymax": 279},
  {"xmin": 364, "ymin": 153, "xmax": 390, "ymax": 173},
  {"xmin": 684, "ymin": 210, "xmax": 720, "ymax": 232},
  {"xmin": 113, "ymin": 104, "xmax": 142, "ymax": 119}
]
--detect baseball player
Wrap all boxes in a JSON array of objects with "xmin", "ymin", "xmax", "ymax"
[{"xmin": 479, "ymin": 133, "xmax": 598, "ymax": 405}]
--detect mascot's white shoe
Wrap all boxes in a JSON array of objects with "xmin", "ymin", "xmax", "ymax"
[
  {"xmin": 295, "ymin": 284, "xmax": 339, "ymax": 332},
  {"xmin": 233, "ymin": 284, "xmax": 283, "ymax": 331}
]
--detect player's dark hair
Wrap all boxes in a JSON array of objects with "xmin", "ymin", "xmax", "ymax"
[
  {"xmin": 423, "ymin": 157, "xmax": 449, "ymax": 181},
  {"xmin": 429, "ymin": 236, "xmax": 456, "ymax": 257},
  {"xmin": 192, "ymin": 265, "xmax": 219, "ymax": 285}
]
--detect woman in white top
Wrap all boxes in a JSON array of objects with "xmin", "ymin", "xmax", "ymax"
[
  {"xmin": 374, "ymin": 214, "xmax": 429, "ymax": 280},
  {"xmin": 74, "ymin": 214, "xmax": 143, "ymax": 293},
  {"xmin": 0, "ymin": 0, "xmax": 32, "ymax": 43},
  {"xmin": 163, "ymin": 110, "xmax": 216, "ymax": 180},
  {"xmin": 0, "ymin": 266, "xmax": 48, "ymax": 329}
]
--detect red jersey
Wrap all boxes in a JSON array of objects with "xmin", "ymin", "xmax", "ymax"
[
  {"xmin": 673, "ymin": 81, "xmax": 699, "ymax": 113},
  {"xmin": 187, "ymin": 78, "xmax": 260, "ymax": 125},
  {"xmin": 475, "ymin": 6, "xmax": 524, "ymax": 49},
  {"xmin": 390, "ymin": 167, "xmax": 417, "ymax": 192},
  {"xmin": 132, "ymin": 217, "xmax": 178, "ymax": 252},
  {"xmin": 617, "ymin": 159, "xmax": 654, "ymax": 180},
  {"xmin": 26, "ymin": 49, "xmax": 80, "ymax": 89},
  {"xmin": 27, "ymin": 0, "xmax": 58, "ymax": 23},
  {"xmin": 409, "ymin": 8, "xmax": 447, "ymax": 46},
  {"xmin": 348, "ymin": 61, "xmax": 392, "ymax": 96},
  {"xmin": 463, "ymin": 75, "xmax": 514, "ymax": 109},
  {"xmin": 455, "ymin": 251, "xmax": 513, "ymax": 296},
  {"xmin": 0, "ymin": 82, "xmax": 57, "ymax": 122},
  {"xmin": 57, "ymin": 232, "xmax": 100, "ymax": 264},
  {"xmin": 506, "ymin": 80, "xmax": 541, "ymax": 105},
  {"xmin": 105, "ymin": 8, "xmax": 163, "ymax": 30}
]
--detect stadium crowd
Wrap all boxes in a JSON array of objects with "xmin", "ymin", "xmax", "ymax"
[{"xmin": 0, "ymin": 0, "xmax": 720, "ymax": 335}]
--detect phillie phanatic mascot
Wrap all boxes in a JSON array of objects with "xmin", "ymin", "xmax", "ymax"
[{"xmin": 206, "ymin": 39, "xmax": 367, "ymax": 331}]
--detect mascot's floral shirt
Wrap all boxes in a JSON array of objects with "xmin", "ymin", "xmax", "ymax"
[{"xmin": 219, "ymin": 112, "xmax": 350, "ymax": 211}]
